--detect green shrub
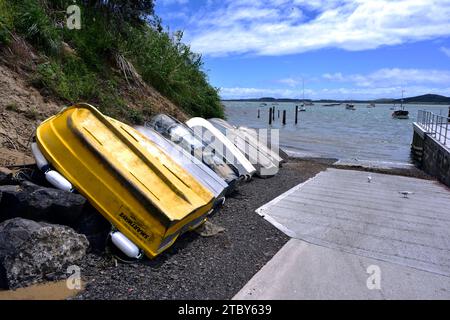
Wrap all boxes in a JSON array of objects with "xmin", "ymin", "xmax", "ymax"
[
  {"xmin": 5, "ymin": 0, "xmax": 224, "ymax": 120},
  {"xmin": 0, "ymin": 0, "xmax": 13, "ymax": 44},
  {"xmin": 11, "ymin": 0, "xmax": 62, "ymax": 55},
  {"xmin": 34, "ymin": 56, "xmax": 98, "ymax": 102},
  {"xmin": 127, "ymin": 28, "xmax": 224, "ymax": 118}
]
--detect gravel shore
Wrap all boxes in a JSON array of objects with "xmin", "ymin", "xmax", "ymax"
[
  {"xmin": 72, "ymin": 157, "xmax": 434, "ymax": 300},
  {"xmin": 74, "ymin": 159, "xmax": 332, "ymax": 300}
]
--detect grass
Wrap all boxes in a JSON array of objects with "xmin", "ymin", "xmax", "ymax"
[
  {"xmin": 1, "ymin": 0, "xmax": 224, "ymax": 121},
  {"xmin": 0, "ymin": 0, "xmax": 13, "ymax": 44}
]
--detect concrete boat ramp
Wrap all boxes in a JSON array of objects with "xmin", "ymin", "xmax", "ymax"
[{"xmin": 234, "ymin": 168, "xmax": 450, "ymax": 300}]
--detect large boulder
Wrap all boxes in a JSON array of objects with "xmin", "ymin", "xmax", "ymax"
[
  {"xmin": 0, "ymin": 218, "xmax": 89, "ymax": 289},
  {"xmin": 0, "ymin": 180, "xmax": 87, "ymax": 226},
  {"xmin": 0, "ymin": 179, "xmax": 111, "ymax": 252}
]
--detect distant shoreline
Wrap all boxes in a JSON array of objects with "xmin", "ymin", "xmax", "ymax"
[
  {"xmin": 222, "ymin": 100, "xmax": 450, "ymax": 105},
  {"xmin": 221, "ymin": 94, "xmax": 450, "ymax": 105}
]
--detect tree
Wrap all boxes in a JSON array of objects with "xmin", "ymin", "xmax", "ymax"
[{"xmin": 83, "ymin": 0, "xmax": 155, "ymax": 25}]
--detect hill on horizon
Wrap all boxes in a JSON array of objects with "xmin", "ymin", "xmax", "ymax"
[{"xmin": 223, "ymin": 94, "xmax": 450, "ymax": 104}]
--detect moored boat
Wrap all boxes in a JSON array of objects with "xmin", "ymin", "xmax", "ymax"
[
  {"xmin": 392, "ymin": 90, "xmax": 409, "ymax": 119},
  {"xmin": 392, "ymin": 109, "xmax": 409, "ymax": 119},
  {"xmin": 323, "ymin": 103, "xmax": 341, "ymax": 107}
]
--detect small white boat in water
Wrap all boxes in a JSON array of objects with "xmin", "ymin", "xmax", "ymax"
[
  {"xmin": 345, "ymin": 103, "xmax": 356, "ymax": 110},
  {"xmin": 298, "ymin": 80, "xmax": 308, "ymax": 112},
  {"xmin": 367, "ymin": 103, "xmax": 376, "ymax": 108}
]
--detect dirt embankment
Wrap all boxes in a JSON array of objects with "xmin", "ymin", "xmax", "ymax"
[{"xmin": 0, "ymin": 38, "xmax": 188, "ymax": 167}]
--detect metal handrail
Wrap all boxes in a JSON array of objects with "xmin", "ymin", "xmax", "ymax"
[{"xmin": 417, "ymin": 110, "xmax": 449, "ymax": 146}]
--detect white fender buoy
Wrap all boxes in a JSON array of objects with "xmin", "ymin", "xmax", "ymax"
[
  {"xmin": 110, "ymin": 232, "xmax": 142, "ymax": 259},
  {"xmin": 45, "ymin": 170, "xmax": 73, "ymax": 192},
  {"xmin": 31, "ymin": 142, "xmax": 50, "ymax": 172}
]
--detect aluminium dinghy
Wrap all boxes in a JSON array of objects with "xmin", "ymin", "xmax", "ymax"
[
  {"xmin": 148, "ymin": 114, "xmax": 240, "ymax": 191},
  {"xmin": 208, "ymin": 118, "xmax": 286, "ymax": 165},
  {"xmin": 186, "ymin": 117, "xmax": 257, "ymax": 180},
  {"xmin": 34, "ymin": 103, "xmax": 215, "ymax": 259},
  {"xmin": 237, "ymin": 126, "xmax": 289, "ymax": 162},
  {"xmin": 208, "ymin": 118, "xmax": 278, "ymax": 177}
]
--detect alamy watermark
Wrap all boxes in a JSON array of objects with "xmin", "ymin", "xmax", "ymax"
[
  {"xmin": 66, "ymin": 265, "xmax": 82, "ymax": 290},
  {"xmin": 66, "ymin": 4, "xmax": 81, "ymax": 30},
  {"xmin": 366, "ymin": 265, "xmax": 381, "ymax": 290}
]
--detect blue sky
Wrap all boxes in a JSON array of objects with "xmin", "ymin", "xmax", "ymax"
[{"xmin": 155, "ymin": 0, "xmax": 450, "ymax": 100}]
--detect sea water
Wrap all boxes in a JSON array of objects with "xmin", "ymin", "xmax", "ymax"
[{"xmin": 223, "ymin": 101, "xmax": 449, "ymax": 164}]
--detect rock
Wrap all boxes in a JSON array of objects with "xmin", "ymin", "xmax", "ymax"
[
  {"xmin": 0, "ymin": 218, "xmax": 89, "ymax": 289},
  {"xmin": 0, "ymin": 167, "xmax": 13, "ymax": 185},
  {"xmin": 74, "ymin": 203, "xmax": 111, "ymax": 253},
  {"xmin": 0, "ymin": 180, "xmax": 86, "ymax": 226},
  {"xmin": 0, "ymin": 178, "xmax": 111, "ymax": 252},
  {"xmin": 61, "ymin": 41, "xmax": 76, "ymax": 56},
  {"xmin": 195, "ymin": 220, "xmax": 226, "ymax": 237}
]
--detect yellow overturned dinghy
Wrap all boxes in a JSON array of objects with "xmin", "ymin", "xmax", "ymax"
[{"xmin": 34, "ymin": 103, "xmax": 215, "ymax": 259}]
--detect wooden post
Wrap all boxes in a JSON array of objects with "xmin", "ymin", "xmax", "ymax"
[
  {"xmin": 448, "ymin": 106, "xmax": 450, "ymax": 123},
  {"xmin": 278, "ymin": 110, "xmax": 280, "ymax": 118},
  {"xmin": 257, "ymin": 109, "xmax": 260, "ymax": 119},
  {"xmin": 295, "ymin": 105, "xmax": 298, "ymax": 124},
  {"xmin": 282, "ymin": 110, "xmax": 286, "ymax": 125},
  {"xmin": 269, "ymin": 107, "xmax": 272, "ymax": 125},
  {"xmin": 272, "ymin": 107, "xmax": 275, "ymax": 121}
]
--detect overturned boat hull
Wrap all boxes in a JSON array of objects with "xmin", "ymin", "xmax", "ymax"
[
  {"xmin": 35, "ymin": 103, "xmax": 215, "ymax": 258},
  {"xmin": 148, "ymin": 114, "xmax": 240, "ymax": 192},
  {"xmin": 134, "ymin": 125, "xmax": 228, "ymax": 206},
  {"xmin": 208, "ymin": 118, "xmax": 279, "ymax": 177},
  {"xmin": 186, "ymin": 117, "xmax": 257, "ymax": 180},
  {"xmin": 237, "ymin": 126, "xmax": 288, "ymax": 164}
]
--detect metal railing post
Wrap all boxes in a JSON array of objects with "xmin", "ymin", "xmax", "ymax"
[
  {"xmin": 445, "ymin": 120, "xmax": 448, "ymax": 146},
  {"xmin": 433, "ymin": 114, "xmax": 437, "ymax": 136},
  {"xmin": 435, "ymin": 114, "xmax": 439, "ymax": 137}
]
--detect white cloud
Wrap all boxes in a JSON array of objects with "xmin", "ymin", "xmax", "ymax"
[
  {"xmin": 220, "ymin": 85, "xmax": 450, "ymax": 100},
  {"xmin": 322, "ymin": 68, "xmax": 450, "ymax": 87},
  {"xmin": 441, "ymin": 46, "xmax": 450, "ymax": 58},
  {"xmin": 278, "ymin": 78, "xmax": 301, "ymax": 87},
  {"xmin": 181, "ymin": 0, "xmax": 450, "ymax": 56},
  {"xmin": 220, "ymin": 87, "xmax": 299, "ymax": 99}
]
